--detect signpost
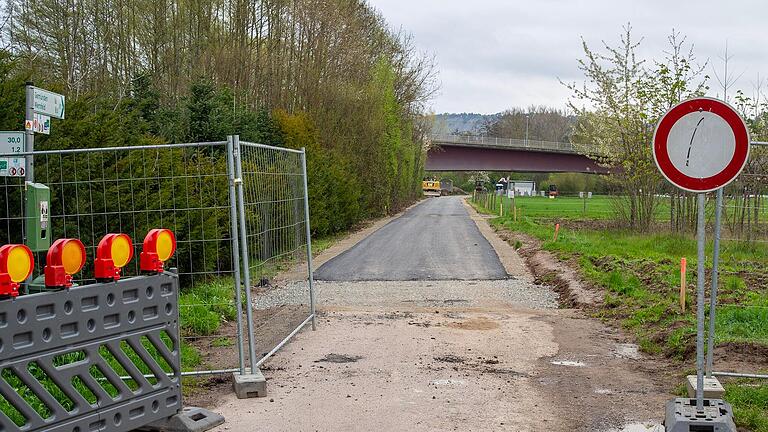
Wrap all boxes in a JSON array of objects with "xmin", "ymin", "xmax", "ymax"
[
  {"xmin": 24, "ymin": 83, "xmax": 65, "ymax": 181},
  {"xmin": 656, "ymin": 97, "xmax": 747, "ymax": 431}
]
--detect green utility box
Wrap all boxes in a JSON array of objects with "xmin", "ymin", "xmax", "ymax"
[{"xmin": 25, "ymin": 182, "xmax": 51, "ymax": 252}]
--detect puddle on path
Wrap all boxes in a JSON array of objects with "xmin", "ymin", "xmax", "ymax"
[
  {"xmin": 550, "ymin": 360, "xmax": 586, "ymax": 367},
  {"xmin": 614, "ymin": 343, "xmax": 642, "ymax": 360}
]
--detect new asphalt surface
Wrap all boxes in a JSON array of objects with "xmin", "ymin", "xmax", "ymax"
[{"xmin": 314, "ymin": 196, "xmax": 508, "ymax": 281}]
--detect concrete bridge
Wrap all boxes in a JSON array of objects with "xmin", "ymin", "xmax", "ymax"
[{"xmin": 425, "ymin": 135, "xmax": 609, "ymax": 174}]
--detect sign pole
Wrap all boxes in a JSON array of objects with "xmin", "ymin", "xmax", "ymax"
[
  {"xmin": 656, "ymin": 97, "xmax": 743, "ymax": 431},
  {"xmin": 706, "ymin": 187, "xmax": 724, "ymax": 377},
  {"xmin": 24, "ymin": 82, "xmax": 34, "ymax": 182},
  {"xmin": 695, "ymin": 193, "xmax": 706, "ymax": 411}
]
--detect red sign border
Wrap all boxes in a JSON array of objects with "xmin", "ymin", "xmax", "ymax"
[{"xmin": 653, "ymin": 97, "xmax": 750, "ymax": 193}]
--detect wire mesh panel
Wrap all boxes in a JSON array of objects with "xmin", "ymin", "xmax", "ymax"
[
  {"xmin": 0, "ymin": 142, "xmax": 244, "ymax": 377},
  {"xmin": 237, "ymin": 141, "xmax": 313, "ymax": 366},
  {"xmin": 0, "ymin": 138, "xmax": 317, "ymax": 387}
]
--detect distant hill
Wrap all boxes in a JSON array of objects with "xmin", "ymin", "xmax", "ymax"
[{"xmin": 433, "ymin": 113, "xmax": 499, "ymax": 135}]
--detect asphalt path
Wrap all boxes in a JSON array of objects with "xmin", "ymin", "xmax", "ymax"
[{"xmin": 314, "ymin": 196, "xmax": 507, "ymax": 281}]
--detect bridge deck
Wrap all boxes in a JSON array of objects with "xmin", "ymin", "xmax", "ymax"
[{"xmin": 431, "ymin": 135, "xmax": 578, "ymax": 154}]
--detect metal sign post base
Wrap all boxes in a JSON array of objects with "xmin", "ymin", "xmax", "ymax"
[
  {"xmin": 686, "ymin": 375, "xmax": 725, "ymax": 399},
  {"xmin": 665, "ymin": 398, "xmax": 736, "ymax": 432},
  {"xmin": 233, "ymin": 368, "xmax": 268, "ymax": 398},
  {"xmin": 140, "ymin": 407, "xmax": 224, "ymax": 432}
]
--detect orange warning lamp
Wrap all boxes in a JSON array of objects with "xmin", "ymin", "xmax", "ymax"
[
  {"xmin": 0, "ymin": 244, "xmax": 34, "ymax": 297},
  {"xmin": 140, "ymin": 229, "xmax": 176, "ymax": 273},
  {"xmin": 95, "ymin": 234, "xmax": 134, "ymax": 281},
  {"xmin": 45, "ymin": 239, "xmax": 86, "ymax": 288}
]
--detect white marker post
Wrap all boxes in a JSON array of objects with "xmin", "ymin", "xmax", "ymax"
[{"xmin": 654, "ymin": 97, "xmax": 749, "ymax": 416}]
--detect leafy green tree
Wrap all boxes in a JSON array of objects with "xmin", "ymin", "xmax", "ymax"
[{"xmin": 565, "ymin": 25, "xmax": 707, "ymax": 230}]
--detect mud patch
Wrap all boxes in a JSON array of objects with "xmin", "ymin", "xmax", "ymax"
[
  {"xmin": 314, "ymin": 353, "xmax": 363, "ymax": 363},
  {"xmin": 605, "ymin": 423, "xmax": 663, "ymax": 432},
  {"xmin": 380, "ymin": 311, "xmax": 414, "ymax": 320},
  {"xmin": 429, "ymin": 354, "xmax": 529, "ymax": 378},
  {"xmin": 496, "ymin": 230, "xmax": 601, "ymax": 307},
  {"xmin": 446, "ymin": 317, "xmax": 500, "ymax": 330},
  {"xmin": 434, "ymin": 355, "xmax": 465, "ymax": 363},
  {"xmin": 407, "ymin": 320, "xmax": 433, "ymax": 327}
]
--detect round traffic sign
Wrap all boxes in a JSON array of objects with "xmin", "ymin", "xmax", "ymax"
[{"xmin": 653, "ymin": 97, "xmax": 750, "ymax": 192}]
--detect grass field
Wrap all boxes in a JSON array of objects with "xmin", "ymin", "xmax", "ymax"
[
  {"xmin": 476, "ymin": 193, "xmax": 768, "ymax": 224},
  {"xmin": 471, "ymin": 194, "xmax": 768, "ymax": 431}
]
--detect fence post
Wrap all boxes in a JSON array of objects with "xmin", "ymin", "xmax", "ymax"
[
  {"xmin": 695, "ymin": 193, "xmax": 706, "ymax": 411},
  {"xmin": 233, "ymin": 135, "xmax": 259, "ymax": 374},
  {"xmin": 706, "ymin": 188, "xmax": 724, "ymax": 376},
  {"xmin": 300, "ymin": 148, "xmax": 317, "ymax": 331},
  {"xmin": 226, "ymin": 136, "xmax": 246, "ymax": 375},
  {"xmin": 25, "ymin": 82, "xmax": 34, "ymax": 182}
]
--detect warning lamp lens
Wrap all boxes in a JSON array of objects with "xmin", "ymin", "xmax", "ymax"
[
  {"xmin": 155, "ymin": 230, "xmax": 175, "ymax": 262},
  {"xmin": 61, "ymin": 240, "xmax": 86, "ymax": 274},
  {"xmin": 140, "ymin": 229, "xmax": 177, "ymax": 273},
  {"xmin": 110, "ymin": 234, "xmax": 133, "ymax": 268},
  {"xmin": 6, "ymin": 245, "xmax": 33, "ymax": 283}
]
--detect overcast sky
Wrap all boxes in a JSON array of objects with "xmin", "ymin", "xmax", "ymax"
[{"xmin": 367, "ymin": 0, "xmax": 768, "ymax": 114}]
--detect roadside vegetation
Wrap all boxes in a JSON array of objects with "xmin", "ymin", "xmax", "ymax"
[{"xmin": 472, "ymin": 193, "xmax": 768, "ymax": 431}]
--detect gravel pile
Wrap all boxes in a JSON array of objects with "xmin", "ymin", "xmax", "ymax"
[{"xmin": 252, "ymin": 278, "xmax": 558, "ymax": 310}]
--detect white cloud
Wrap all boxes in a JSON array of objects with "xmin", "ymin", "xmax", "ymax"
[{"xmin": 368, "ymin": 0, "xmax": 768, "ymax": 114}]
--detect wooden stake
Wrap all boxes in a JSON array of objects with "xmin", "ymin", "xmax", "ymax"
[
  {"xmin": 680, "ymin": 257, "xmax": 687, "ymax": 312},
  {"xmin": 553, "ymin": 223, "xmax": 560, "ymax": 241}
]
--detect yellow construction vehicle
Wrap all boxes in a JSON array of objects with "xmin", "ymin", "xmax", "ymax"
[{"xmin": 422, "ymin": 178, "xmax": 442, "ymax": 197}]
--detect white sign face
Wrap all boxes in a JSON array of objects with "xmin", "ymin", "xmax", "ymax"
[
  {"xmin": 33, "ymin": 87, "xmax": 65, "ymax": 119},
  {"xmin": 40, "ymin": 201, "xmax": 49, "ymax": 228},
  {"xmin": 0, "ymin": 132, "xmax": 26, "ymax": 177},
  {"xmin": 653, "ymin": 98, "xmax": 750, "ymax": 193},
  {"xmin": 0, "ymin": 132, "xmax": 24, "ymax": 154},
  {"xmin": 0, "ymin": 157, "xmax": 25, "ymax": 177},
  {"xmin": 666, "ymin": 111, "xmax": 735, "ymax": 179}
]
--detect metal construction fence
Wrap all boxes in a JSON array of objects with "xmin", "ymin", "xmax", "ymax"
[{"xmin": 0, "ymin": 136, "xmax": 315, "ymax": 380}]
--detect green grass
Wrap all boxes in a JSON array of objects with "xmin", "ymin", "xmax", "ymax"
[
  {"xmin": 312, "ymin": 231, "xmax": 347, "ymax": 255},
  {"xmin": 475, "ymin": 194, "xmax": 672, "ymax": 220},
  {"xmin": 471, "ymin": 194, "xmax": 768, "ymax": 430},
  {"xmin": 726, "ymin": 382, "xmax": 768, "ymax": 432},
  {"xmin": 476, "ymin": 193, "xmax": 768, "ymax": 223},
  {"xmin": 179, "ymin": 278, "xmax": 238, "ymax": 336}
]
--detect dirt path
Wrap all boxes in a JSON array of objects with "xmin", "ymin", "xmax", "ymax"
[{"xmin": 207, "ymin": 196, "xmax": 671, "ymax": 431}]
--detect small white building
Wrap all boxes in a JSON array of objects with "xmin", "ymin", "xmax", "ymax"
[{"xmin": 507, "ymin": 181, "xmax": 536, "ymax": 197}]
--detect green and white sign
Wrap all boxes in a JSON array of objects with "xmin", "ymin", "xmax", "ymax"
[
  {"xmin": 33, "ymin": 87, "xmax": 65, "ymax": 119},
  {"xmin": 0, "ymin": 132, "xmax": 26, "ymax": 177}
]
